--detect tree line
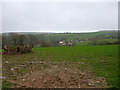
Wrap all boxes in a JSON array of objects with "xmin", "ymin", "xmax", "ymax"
[
  {"xmin": 2, "ymin": 33, "xmax": 62, "ymax": 48},
  {"xmin": 1, "ymin": 31, "xmax": 119, "ymax": 48}
]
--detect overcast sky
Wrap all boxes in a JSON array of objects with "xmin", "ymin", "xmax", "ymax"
[{"xmin": 1, "ymin": 2, "xmax": 118, "ymax": 33}]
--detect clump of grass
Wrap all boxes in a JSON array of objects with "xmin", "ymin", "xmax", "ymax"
[{"xmin": 2, "ymin": 80, "xmax": 14, "ymax": 88}]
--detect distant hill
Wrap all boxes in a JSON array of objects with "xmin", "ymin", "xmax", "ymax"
[{"xmin": 2, "ymin": 30, "xmax": 119, "ymax": 47}]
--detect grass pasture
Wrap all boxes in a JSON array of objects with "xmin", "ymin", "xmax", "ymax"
[{"xmin": 2, "ymin": 45, "xmax": 118, "ymax": 88}]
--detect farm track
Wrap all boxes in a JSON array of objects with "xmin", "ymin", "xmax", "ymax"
[{"xmin": 3, "ymin": 60, "xmax": 108, "ymax": 88}]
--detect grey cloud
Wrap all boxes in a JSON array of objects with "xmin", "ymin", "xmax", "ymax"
[{"xmin": 1, "ymin": 2, "xmax": 118, "ymax": 33}]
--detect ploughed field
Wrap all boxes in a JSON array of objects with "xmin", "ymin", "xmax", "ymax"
[{"xmin": 2, "ymin": 45, "xmax": 118, "ymax": 88}]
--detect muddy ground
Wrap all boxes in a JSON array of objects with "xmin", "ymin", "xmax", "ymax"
[{"xmin": 3, "ymin": 60, "xmax": 108, "ymax": 88}]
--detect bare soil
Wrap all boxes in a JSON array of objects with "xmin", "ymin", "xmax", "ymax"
[{"xmin": 11, "ymin": 63, "xmax": 108, "ymax": 88}]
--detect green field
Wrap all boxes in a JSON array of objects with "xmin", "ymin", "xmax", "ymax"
[
  {"xmin": 2, "ymin": 45, "xmax": 119, "ymax": 88},
  {"xmin": 76, "ymin": 39, "xmax": 119, "ymax": 46}
]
